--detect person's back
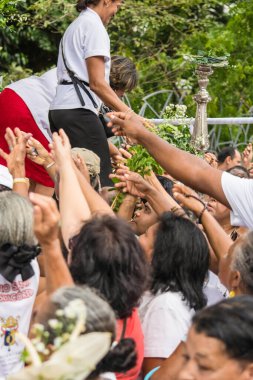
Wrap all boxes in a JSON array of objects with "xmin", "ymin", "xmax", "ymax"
[
  {"xmin": 69, "ymin": 215, "xmax": 149, "ymax": 380},
  {"xmin": 0, "ymin": 192, "xmax": 40, "ymax": 379},
  {"xmin": 6, "ymin": 68, "xmax": 57, "ymax": 141}
]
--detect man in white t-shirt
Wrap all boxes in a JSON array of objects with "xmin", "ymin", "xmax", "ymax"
[{"xmin": 108, "ymin": 113, "xmax": 253, "ymax": 228}]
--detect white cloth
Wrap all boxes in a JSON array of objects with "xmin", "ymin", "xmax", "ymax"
[
  {"xmin": 100, "ymin": 373, "xmax": 116, "ymax": 380},
  {"xmin": 50, "ymin": 7, "xmax": 111, "ymax": 115},
  {"xmin": 0, "ymin": 260, "xmax": 40, "ymax": 379},
  {"xmin": 204, "ymin": 271, "xmax": 228, "ymax": 306},
  {"xmin": 221, "ymin": 172, "xmax": 253, "ymax": 228},
  {"xmin": 139, "ymin": 291, "xmax": 194, "ymax": 358},
  {"xmin": 7, "ymin": 68, "xmax": 57, "ymax": 142},
  {"xmin": 0, "ymin": 165, "xmax": 13, "ymax": 189}
]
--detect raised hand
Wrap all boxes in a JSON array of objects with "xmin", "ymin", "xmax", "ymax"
[
  {"xmin": 111, "ymin": 146, "xmax": 133, "ymax": 172},
  {"xmin": 29, "ymin": 192, "xmax": 60, "ymax": 246},
  {"xmin": 204, "ymin": 152, "xmax": 218, "ymax": 168},
  {"xmin": 50, "ymin": 129, "xmax": 72, "ymax": 168},
  {"xmin": 107, "ymin": 112, "xmax": 147, "ymax": 144},
  {"xmin": 110, "ymin": 169, "xmax": 153, "ymax": 198},
  {"xmin": 26, "ymin": 137, "xmax": 52, "ymax": 167},
  {"xmin": 173, "ymin": 183, "xmax": 206, "ymax": 215},
  {"xmin": 72, "ymin": 153, "xmax": 90, "ymax": 183},
  {"xmin": 0, "ymin": 127, "xmax": 29, "ymax": 176},
  {"xmin": 242, "ymin": 143, "xmax": 253, "ymax": 169}
]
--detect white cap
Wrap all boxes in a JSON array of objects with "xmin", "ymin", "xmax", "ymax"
[{"xmin": 0, "ymin": 165, "xmax": 13, "ymax": 189}]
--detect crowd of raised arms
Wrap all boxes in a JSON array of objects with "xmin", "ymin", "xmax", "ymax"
[{"xmin": 0, "ymin": 1, "xmax": 253, "ymax": 380}]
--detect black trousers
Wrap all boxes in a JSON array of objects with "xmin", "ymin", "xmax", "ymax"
[{"xmin": 49, "ymin": 108, "xmax": 112, "ymax": 187}]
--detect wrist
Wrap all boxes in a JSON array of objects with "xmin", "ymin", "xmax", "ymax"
[
  {"xmin": 42, "ymin": 157, "xmax": 54, "ymax": 169},
  {"xmin": 12, "ymin": 168, "xmax": 26, "ymax": 178},
  {"xmin": 40, "ymin": 238, "xmax": 60, "ymax": 251},
  {"xmin": 137, "ymin": 126, "xmax": 154, "ymax": 145},
  {"xmin": 145, "ymin": 186, "xmax": 158, "ymax": 199}
]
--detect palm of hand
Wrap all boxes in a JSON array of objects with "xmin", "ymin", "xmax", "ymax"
[
  {"xmin": 7, "ymin": 144, "xmax": 26, "ymax": 174},
  {"xmin": 173, "ymin": 184, "xmax": 203, "ymax": 213},
  {"xmin": 125, "ymin": 173, "xmax": 150, "ymax": 198}
]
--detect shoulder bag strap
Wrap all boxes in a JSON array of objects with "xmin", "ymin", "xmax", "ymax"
[{"xmin": 61, "ymin": 40, "xmax": 98, "ymax": 109}]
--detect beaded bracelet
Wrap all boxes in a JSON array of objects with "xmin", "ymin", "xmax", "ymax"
[{"xmin": 170, "ymin": 206, "xmax": 187, "ymax": 218}]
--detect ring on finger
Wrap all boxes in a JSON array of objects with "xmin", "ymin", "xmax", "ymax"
[{"xmin": 31, "ymin": 147, "xmax": 39, "ymax": 156}]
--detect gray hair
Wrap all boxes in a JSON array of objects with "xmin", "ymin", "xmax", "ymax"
[
  {"xmin": 51, "ymin": 286, "xmax": 116, "ymax": 339},
  {"xmin": 232, "ymin": 231, "xmax": 253, "ymax": 294},
  {"xmin": 0, "ymin": 191, "xmax": 36, "ymax": 246}
]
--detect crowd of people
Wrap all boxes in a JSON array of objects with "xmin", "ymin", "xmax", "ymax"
[{"xmin": 0, "ymin": 0, "xmax": 253, "ymax": 380}]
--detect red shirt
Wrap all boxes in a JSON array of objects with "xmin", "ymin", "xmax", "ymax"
[{"xmin": 116, "ymin": 308, "xmax": 144, "ymax": 380}]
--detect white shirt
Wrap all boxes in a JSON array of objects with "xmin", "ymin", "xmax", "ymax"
[
  {"xmin": 0, "ymin": 260, "xmax": 40, "ymax": 380},
  {"xmin": 7, "ymin": 69, "xmax": 57, "ymax": 142},
  {"xmin": 139, "ymin": 291, "xmax": 194, "ymax": 358},
  {"xmin": 221, "ymin": 172, "xmax": 253, "ymax": 228},
  {"xmin": 50, "ymin": 8, "xmax": 111, "ymax": 114},
  {"xmin": 204, "ymin": 271, "xmax": 228, "ymax": 306}
]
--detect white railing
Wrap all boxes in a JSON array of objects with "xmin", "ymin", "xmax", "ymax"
[{"xmin": 150, "ymin": 117, "xmax": 253, "ymax": 125}]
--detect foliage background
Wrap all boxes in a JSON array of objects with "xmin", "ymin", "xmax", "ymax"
[{"xmin": 1, "ymin": 0, "xmax": 253, "ymax": 144}]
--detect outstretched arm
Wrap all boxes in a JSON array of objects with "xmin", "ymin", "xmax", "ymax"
[
  {"xmin": 29, "ymin": 192, "xmax": 73, "ymax": 295},
  {"xmin": 107, "ymin": 113, "xmax": 228, "ymax": 207},
  {"xmin": 50, "ymin": 130, "xmax": 91, "ymax": 246},
  {"xmin": 73, "ymin": 162, "xmax": 115, "ymax": 217},
  {"xmin": 172, "ymin": 183, "xmax": 232, "ymax": 285}
]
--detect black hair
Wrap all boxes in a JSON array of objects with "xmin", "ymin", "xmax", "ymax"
[
  {"xmin": 70, "ymin": 215, "xmax": 149, "ymax": 319},
  {"xmin": 151, "ymin": 212, "xmax": 209, "ymax": 310},
  {"xmin": 227, "ymin": 165, "xmax": 250, "ymax": 178},
  {"xmin": 76, "ymin": 0, "xmax": 101, "ymax": 12},
  {"xmin": 217, "ymin": 146, "xmax": 237, "ymax": 163},
  {"xmin": 192, "ymin": 295, "xmax": 253, "ymax": 362},
  {"xmin": 141, "ymin": 176, "xmax": 175, "ymax": 205},
  {"xmin": 89, "ymin": 338, "xmax": 137, "ymax": 378},
  {"xmin": 156, "ymin": 175, "xmax": 174, "ymax": 197}
]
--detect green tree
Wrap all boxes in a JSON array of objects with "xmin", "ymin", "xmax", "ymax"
[{"xmin": 0, "ymin": 0, "xmax": 252, "ymax": 122}]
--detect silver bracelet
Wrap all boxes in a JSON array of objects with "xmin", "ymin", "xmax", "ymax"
[{"xmin": 46, "ymin": 161, "xmax": 55, "ymax": 169}]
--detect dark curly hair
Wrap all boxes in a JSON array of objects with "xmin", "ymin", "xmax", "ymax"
[
  {"xmin": 70, "ymin": 215, "xmax": 149, "ymax": 318},
  {"xmin": 151, "ymin": 212, "xmax": 209, "ymax": 310}
]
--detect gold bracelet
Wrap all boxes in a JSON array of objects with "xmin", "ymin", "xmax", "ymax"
[{"xmin": 13, "ymin": 178, "xmax": 29, "ymax": 185}]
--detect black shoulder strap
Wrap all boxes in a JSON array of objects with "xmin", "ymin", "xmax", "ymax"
[{"xmin": 60, "ymin": 40, "xmax": 98, "ymax": 109}]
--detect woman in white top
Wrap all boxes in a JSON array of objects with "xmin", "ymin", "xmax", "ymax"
[
  {"xmin": 49, "ymin": 0, "xmax": 133, "ymax": 186},
  {"xmin": 138, "ymin": 212, "xmax": 209, "ymax": 377}
]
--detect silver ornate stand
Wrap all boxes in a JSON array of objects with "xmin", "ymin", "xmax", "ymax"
[{"xmin": 191, "ymin": 64, "xmax": 213, "ymax": 150}]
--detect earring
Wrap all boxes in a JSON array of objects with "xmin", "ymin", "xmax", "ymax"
[{"xmin": 229, "ymin": 290, "xmax": 236, "ymax": 298}]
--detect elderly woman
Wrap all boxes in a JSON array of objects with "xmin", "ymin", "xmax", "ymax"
[
  {"xmin": 30, "ymin": 286, "xmax": 137, "ymax": 380},
  {"xmin": 0, "ymin": 191, "xmax": 40, "ymax": 379},
  {"xmin": 172, "ymin": 182, "xmax": 253, "ymax": 297},
  {"xmin": 178, "ymin": 295, "xmax": 253, "ymax": 380}
]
